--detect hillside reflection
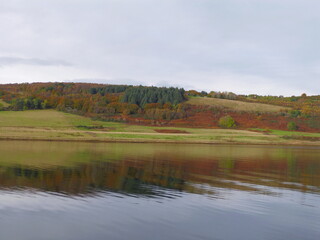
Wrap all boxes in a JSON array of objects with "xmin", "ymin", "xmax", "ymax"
[{"xmin": 0, "ymin": 141, "xmax": 319, "ymax": 197}]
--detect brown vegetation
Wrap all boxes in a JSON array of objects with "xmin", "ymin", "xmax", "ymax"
[{"xmin": 154, "ymin": 129, "xmax": 189, "ymax": 134}]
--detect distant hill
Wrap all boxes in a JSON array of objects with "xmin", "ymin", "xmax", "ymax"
[{"xmin": 0, "ymin": 82, "xmax": 319, "ymax": 132}]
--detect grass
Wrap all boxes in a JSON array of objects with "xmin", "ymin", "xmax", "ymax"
[
  {"xmin": 250, "ymin": 128, "xmax": 320, "ymax": 137},
  {"xmin": 187, "ymin": 97, "xmax": 290, "ymax": 113},
  {"xmin": 0, "ymin": 109, "xmax": 319, "ymax": 145},
  {"xmin": 0, "ymin": 99, "xmax": 10, "ymax": 108},
  {"xmin": 0, "ymin": 110, "xmax": 110, "ymax": 128}
]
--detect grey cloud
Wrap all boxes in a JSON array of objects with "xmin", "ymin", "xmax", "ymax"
[
  {"xmin": 67, "ymin": 78, "xmax": 145, "ymax": 86},
  {"xmin": 0, "ymin": 57, "xmax": 72, "ymax": 67},
  {"xmin": 0, "ymin": 0, "xmax": 319, "ymax": 95}
]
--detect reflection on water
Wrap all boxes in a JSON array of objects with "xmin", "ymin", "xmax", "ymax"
[{"xmin": 0, "ymin": 141, "xmax": 319, "ymax": 240}]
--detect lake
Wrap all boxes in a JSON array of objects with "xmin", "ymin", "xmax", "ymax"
[{"xmin": 0, "ymin": 141, "xmax": 319, "ymax": 240}]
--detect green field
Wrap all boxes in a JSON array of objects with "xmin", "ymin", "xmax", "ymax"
[
  {"xmin": 0, "ymin": 109, "xmax": 319, "ymax": 145},
  {"xmin": 187, "ymin": 97, "xmax": 290, "ymax": 113},
  {"xmin": 0, "ymin": 110, "xmax": 112, "ymax": 128},
  {"xmin": 250, "ymin": 128, "xmax": 320, "ymax": 137}
]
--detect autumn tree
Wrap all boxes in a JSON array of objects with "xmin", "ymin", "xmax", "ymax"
[{"xmin": 218, "ymin": 115, "xmax": 236, "ymax": 128}]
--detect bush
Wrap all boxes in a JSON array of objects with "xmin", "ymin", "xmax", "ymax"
[
  {"xmin": 218, "ymin": 115, "xmax": 236, "ymax": 128},
  {"xmin": 289, "ymin": 110, "xmax": 301, "ymax": 118},
  {"xmin": 287, "ymin": 121, "xmax": 298, "ymax": 131}
]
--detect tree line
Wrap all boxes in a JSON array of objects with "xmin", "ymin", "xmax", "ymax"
[
  {"xmin": 0, "ymin": 83, "xmax": 187, "ymax": 120},
  {"xmin": 121, "ymin": 86, "xmax": 185, "ymax": 107}
]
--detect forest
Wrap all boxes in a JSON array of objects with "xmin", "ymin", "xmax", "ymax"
[{"xmin": 0, "ymin": 82, "xmax": 320, "ymax": 132}]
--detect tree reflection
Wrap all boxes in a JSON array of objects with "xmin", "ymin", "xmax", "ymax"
[{"xmin": 0, "ymin": 146, "xmax": 319, "ymax": 197}]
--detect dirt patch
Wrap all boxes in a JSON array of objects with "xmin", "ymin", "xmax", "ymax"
[
  {"xmin": 154, "ymin": 129, "xmax": 189, "ymax": 134},
  {"xmin": 249, "ymin": 129, "xmax": 272, "ymax": 135},
  {"xmin": 76, "ymin": 125, "xmax": 115, "ymax": 131}
]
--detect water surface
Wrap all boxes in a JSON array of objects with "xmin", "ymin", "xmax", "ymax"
[{"xmin": 0, "ymin": 141, "xmax": 319, "ymax": 240}]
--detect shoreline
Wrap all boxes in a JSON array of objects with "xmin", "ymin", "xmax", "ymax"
[
  {"xmin": 1, "ymin": 136, "xmax": 320, "ymax": 147},
  {"xmin": 1, "ymin": 109, "xmax": 320, "ymax": 147}
]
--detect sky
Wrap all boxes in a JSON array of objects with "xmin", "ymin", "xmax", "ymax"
[{"xmin": 0, "ymin": 0, "xmax": 319, "ymax": 96}]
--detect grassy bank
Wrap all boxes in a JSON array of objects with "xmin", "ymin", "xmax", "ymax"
[{"xmin": 0, "ymin": 110, "xmax": 319, "ymax": 145}]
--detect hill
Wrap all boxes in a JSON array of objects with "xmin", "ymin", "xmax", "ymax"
[
  {"xmin": 0, "ymin": 82, "xmax": 320, "ymax": 133},
  {"xmin": 187, "ymin": 97, "xmax": 290, "ymax": 113}
]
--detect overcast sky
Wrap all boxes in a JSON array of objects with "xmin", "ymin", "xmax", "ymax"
[{"xmin": 0, "ymin": 0, "xmax": 319, "ymax": 95}]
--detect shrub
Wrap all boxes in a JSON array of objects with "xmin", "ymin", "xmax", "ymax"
[
  {"xmin": 287, "ymin": 121, "xmax": 298, "ymax": 131},
  {"xmin": 289, "ymin": 110, "xmax": 301, "ymax": 118},
  {"xmin": 218, "ymin": 115, "xmax": 236, "ymax": 128}
]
